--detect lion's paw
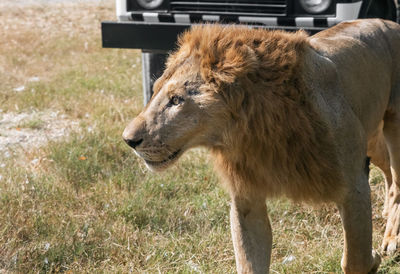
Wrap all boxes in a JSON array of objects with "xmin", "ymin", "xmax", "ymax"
[
  {"xmin": 368, "ymin": 250, "xmax": 381, "ymax": 274},
  {"xmin": 382, "ymin": 236, "xmax": 400, "ymax": 255},
  {"xmin": 382, "ymin": 201, "xmax": 400, "ymax": 255}
]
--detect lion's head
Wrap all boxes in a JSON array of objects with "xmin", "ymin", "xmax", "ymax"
[
  {"xmin": 123, "ymin": 24, "xmax": 308, "ymax": 172},
  {"xmin": 122, "ymin": 50, "xmax": 227, "ymax": 171}
]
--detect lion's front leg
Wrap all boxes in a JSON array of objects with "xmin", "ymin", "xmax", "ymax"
[{"xmin": 230, "ymin": 195, "xmax": 272, "ymax": 274}]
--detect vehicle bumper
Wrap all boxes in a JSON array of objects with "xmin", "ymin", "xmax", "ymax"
[
  {"xmin": 101, "ymin": 21, "xmax": 327, "ymax": 51},
  {"xmin": 102, "ymin": 21, "xmax": 189, "ymax": 51}
]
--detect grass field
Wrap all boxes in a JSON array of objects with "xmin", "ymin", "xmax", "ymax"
[{"xmin": 1, "ymin": 1, "xmax": 400, "ymax": 273}]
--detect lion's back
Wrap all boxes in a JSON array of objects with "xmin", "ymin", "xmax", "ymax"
[
  {"xmin": 310, "ymin": 19, "xmax": 400, "ymax": 59},
  {"xmin": 308, "ymin": 19, "xmax": 400, "ymax": 134}
]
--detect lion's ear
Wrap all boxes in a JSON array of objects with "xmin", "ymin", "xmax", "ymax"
[{"xmin": 201, "ymin": 42, "xmax": 258, "ymax": 86}]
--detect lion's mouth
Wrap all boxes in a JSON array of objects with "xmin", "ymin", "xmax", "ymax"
[{"xmin": 144, "ymin": 149, "xmax": 182, "ymax": 168}]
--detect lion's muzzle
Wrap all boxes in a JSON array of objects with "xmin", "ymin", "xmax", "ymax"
[{"xmin": 122, "ymin": 115, "xmax": 146, "ymax": 150}]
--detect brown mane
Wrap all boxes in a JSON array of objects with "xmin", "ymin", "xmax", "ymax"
[{"xmin": 169, "ymin": 25, "xmax": 343, "ymax": 202}]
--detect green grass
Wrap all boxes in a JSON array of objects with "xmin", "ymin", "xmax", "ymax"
[
  {"xmin": 0, "ymin": 1, "xmax": 398, "ymax": 273},
  {"xmin": 17, "ymin": 118, "xmax": 45, "ymax": 130}
]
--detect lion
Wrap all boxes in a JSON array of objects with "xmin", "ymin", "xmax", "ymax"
[{"xmin": 123, "ymin": 19, "xmax": 400, "ymax": 273}]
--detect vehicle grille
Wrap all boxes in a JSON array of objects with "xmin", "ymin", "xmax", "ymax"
[{"xmin": 170, "ymin": 0, "xmax": 287, "ymax": 16}]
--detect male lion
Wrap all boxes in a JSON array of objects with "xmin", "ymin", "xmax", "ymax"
[{"xmin": 123, "ymin": 19, "xmax": 400, "ymax": 273}]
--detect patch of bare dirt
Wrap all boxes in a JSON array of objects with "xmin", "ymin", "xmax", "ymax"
[
  {"xmin": 0, "ymin": 111, "xmax": 78, "ymax": 155},
  {"xmin": 0, "ymin": 0, "xmax": 105, "ymax": 8}
]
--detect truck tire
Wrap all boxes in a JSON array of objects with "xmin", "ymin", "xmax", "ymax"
[
  {"xmin": 365, "ymin": 0, "xmax": 397, "ymax": 21},
  {"xmin": 142, "ymin": 52, "xmax": 168, "ymax": 106},
  {"xmin": 397, "ymin": 0, "xmax": 400, "ymax": 23}
]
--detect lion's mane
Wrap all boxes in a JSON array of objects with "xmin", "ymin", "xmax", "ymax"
[{"xmin": 167, "ymin": 25, "xmax": 344, "ymax": 202}]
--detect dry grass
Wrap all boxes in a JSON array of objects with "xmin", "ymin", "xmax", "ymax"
[{"xmin": 0, "ymin": 1, "xmax": 399, "ymax": 273}]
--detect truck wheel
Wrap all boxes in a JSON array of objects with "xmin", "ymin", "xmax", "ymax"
[
  {"xmin": 141, "ymin": 52, "xmax": 168, "ymax": 106},
  {"xmin": 365, "ymin": 0, "xmax": 397, "ymax": 21},
  {"xmin": 397, "ymin": 0, "xmax": 400, "ymax": 23}
]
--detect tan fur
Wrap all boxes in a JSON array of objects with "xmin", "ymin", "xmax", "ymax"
[{"xmin": 123, "ymin": 19, "xmax": 400, "ymax": 273}]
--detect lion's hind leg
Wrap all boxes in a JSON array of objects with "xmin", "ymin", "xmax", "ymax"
[
  {"xmin": 337, "ymin": 167, "xmax": 381, "ymax": 273},
  {"xmin": 367, "ymin": 121, "xmax": 393, "ymax": 217},
  {"xmin": 381, "ymin": 109, "xmax": 400, "ymax": 254}
]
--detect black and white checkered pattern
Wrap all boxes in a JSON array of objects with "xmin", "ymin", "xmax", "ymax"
[
  {"xmin": 131, "ymin": 12, "xmax": 330, "ymax": 28},
  {"xmin": 121, "ymin": 1, "xmax": 364, "ymax": 29}
]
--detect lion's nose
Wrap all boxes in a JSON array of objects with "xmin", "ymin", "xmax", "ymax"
[
  {"xmin": 123, "ymin": 138, "xmax": 143, "ymax": 149},
  {"xmin": 123, "ymin": 115, "xmax": 146, "ymax": 150}
]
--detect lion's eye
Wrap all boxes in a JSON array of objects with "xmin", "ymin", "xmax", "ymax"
[{"xmin": 169, "ymin": 95, "xmax": 183, "ymax": 106}]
